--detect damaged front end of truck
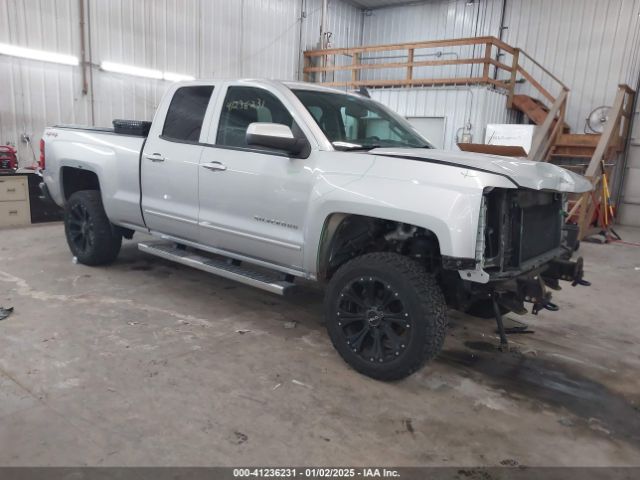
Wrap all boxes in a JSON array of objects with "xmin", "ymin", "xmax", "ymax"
[{"xmin": 456, "ymin": 187, "xmax": 591, "ymax": 348}]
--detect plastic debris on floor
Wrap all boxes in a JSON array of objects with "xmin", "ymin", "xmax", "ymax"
[{"xmin": 0, "ymin": 306, "xmax": 14, "ymax": 321}]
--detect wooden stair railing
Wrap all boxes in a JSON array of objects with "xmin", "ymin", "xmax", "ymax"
[
  {"xmin": 511, "ymin": 94, "xmax": 570, "ymax": 131},
  {"xmin": 569, "ymin": 85, "xmax": 635, "ymax": 239},
  {"xmin": 550, "ymin": 133, "xmax": 601, "ymax": 159},
  {"xmin": 303, "ymin": 37, "xmax": 556, "ymax": 98},
  {"xmin": 526, "ymin": 89, "xmax": 569, "ymax": 163}
]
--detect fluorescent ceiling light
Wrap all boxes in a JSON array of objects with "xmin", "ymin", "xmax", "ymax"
[
  {"xmin": 101, "ymin": 61, "xmax": 163, "ymax": 79},
  {"xmin": 101, "ymin": 61, "xmax": 194, "ymax": 82},
  {"xmin": 0, "ymin": 42, "xmax": 79, "ymax": 66},
  {"xmin": 163, "ymin": 71, "xmax": 195, "ymax": 82}
]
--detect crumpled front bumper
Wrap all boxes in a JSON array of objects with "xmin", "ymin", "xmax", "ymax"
[{"xmin": 482, "ymin": 255, "xmax": 589, "ymax": 316}]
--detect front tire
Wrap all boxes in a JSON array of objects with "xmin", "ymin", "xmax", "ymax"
[
  {"xmin": 64, "ymin": 190, "xmax": 122, "ymax": 266},
  {"xmin": 325, "ymin": 253, "xmax": 447, "ymax": 381}
]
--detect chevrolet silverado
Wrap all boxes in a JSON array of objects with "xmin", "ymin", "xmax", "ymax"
[{"xmin": 40, "ymin": 79, "xmax": 592, "ymax": 380}]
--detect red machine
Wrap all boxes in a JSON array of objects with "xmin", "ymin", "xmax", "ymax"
[{"xmin": 0, "ymin": 145, "xmax": 18, "ymax": 172}]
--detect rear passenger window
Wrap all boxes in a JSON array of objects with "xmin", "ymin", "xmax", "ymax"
[
  {"xmin": 216, "ymin": 86, "xmax": 294, "ymax": 148},
  {"xmin": 162, "ymin": 86, "xmax": 214, "ymax": 142}
]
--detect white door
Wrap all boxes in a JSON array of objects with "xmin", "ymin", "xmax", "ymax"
[
  {"xmin": 141, "ymin": 85, "xmax": 215, "ymax": 241},
  {"xmin": 406, "ymin": 116, "xmax": 445, "ymax": 149},
  {"xmin": 197, "ymin": 85, "xmax": 314, "ymax": 269}
]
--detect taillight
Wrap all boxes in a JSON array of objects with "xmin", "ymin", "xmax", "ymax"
[{"xmin": 39, "ymin": 138, "xmax": 45, "ymax": 170}]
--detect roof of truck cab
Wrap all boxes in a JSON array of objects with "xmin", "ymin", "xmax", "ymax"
[
  {"xmin": 281, "ymin": 81, "xmax": 353, "ymax": 94},
  {"xmin": 175, "ymin": 78, "xmax": 356, "ymax": 96},
  {"xmin": 236, "ymin": 78, "xmax": 349, "ymax": 93}
]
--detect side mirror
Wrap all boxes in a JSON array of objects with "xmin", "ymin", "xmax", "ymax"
[{"xmin": 246, "ymin": 123, "xmax": 308, "ymax": 157}]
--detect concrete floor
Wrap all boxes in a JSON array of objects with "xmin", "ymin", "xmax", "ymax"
[{"xmin": 1, "ymin": 223, "xmax": 639, "ymax": 467}]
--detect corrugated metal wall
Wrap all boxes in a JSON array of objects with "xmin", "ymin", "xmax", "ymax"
[
  {"xmin": 361, "ymin": 0, "xmax": 640, "ymax": 132},
  {"xmin": 0, "ymin": 0, "xmax": 88, "ymax": 166},
  {"xmin": 301, "ymin": 0, "xmax": 364, "ymax": 84},
  {"xmin": 619, "ymin": 93, "xmax": 640, "ymax": 226},
  {"xmin": 3, "ymin": 0, "xmax": 640, "ymax": 167},
  {"xmin": 0, "ymin": 0, "xmax": 363, "ymax": 166},
  {"xmin": 370, "ymin": 86, "xmax": 517, "ymax": 151},
  {"xmin": 362, "ymin": 0, "xmax": 501, "ymax": 44},
  {"xmin": 358, "ymin": 0, "xmax": 501, "ymax": 83},
  {"xmin": 501, "ymin": 0, "xmax": 640, "ymax": 131}
]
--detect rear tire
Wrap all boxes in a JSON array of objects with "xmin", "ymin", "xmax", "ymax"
[
  {"xmin": 324, "ymin": 253, "xmax": 447, "ymax": 381},
  {"xmin": 64, "ymin": 190, "xmax": 122, "ymax": 266}
]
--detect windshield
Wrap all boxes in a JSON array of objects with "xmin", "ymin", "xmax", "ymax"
[{"xmin": 292, "ymin": 89, "xmax": 433, "ymax": 151}]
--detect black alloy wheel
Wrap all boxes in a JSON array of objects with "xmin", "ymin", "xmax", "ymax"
[
  {"xmin": 67, "ymin": 201, "xmax": 94, "ymax": 255},
  {"xmin": 336, "ymin": 276, "xmax": 412, "ymax": 364},
  {"xmin": 325, "ymin": 252, "xmax": 447, "ymax": 380},
  {"xmin": 64, "ymin": 190, "xmax": 122, "ymax": 265}
]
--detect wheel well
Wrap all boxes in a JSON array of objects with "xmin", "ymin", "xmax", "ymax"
[
  {"xmin": 61, "ymin": 167, "xmax": 100, "ymax": 200},
  {"xmin": 317, "ymin": 213, "xmax": 442, "ymax": 280}
]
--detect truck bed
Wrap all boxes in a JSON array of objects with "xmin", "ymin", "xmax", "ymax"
[
  {"xmin": 55, "ymin": 119, "xmax": 151, "ymax": 137},
  {"xmin": 42, "ymin": 125, "xmax": 147, "ymax": 230}
]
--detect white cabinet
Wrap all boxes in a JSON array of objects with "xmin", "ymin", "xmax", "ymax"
[{"xmin": 0, "ymin": 176, "xmax": 31, "ymax": 228}]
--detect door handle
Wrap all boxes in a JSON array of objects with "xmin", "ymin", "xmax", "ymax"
[
  {"xmin": 201, "ymin": 161, "xmax": 227, "ymax": 172},
  {"xmin": 144, "ymin": 153, "xmax": 166, "ymax": 162}
]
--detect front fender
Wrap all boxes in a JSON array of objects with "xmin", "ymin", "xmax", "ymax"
[{"xmin": 303, "ymin": 168, "xmax": 514, "ymax": 275}]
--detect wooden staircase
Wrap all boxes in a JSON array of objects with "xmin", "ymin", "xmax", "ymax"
[
  {"xmin": 512, "ymin": 94, "xmax": 570, "ymax": 132},
  {"xmin": 512, "ymin": 95, "xmax": 600, "ymax": 169},
  {"xmin": 516, "ymin": 85, "xmax": 635, "ymax": 239},
  {"xmin": 550, "ymin": 133, "xmax": 600, "ymax": 160},
  {"xmin": 512, "ymin": 94, "xmax": 628, "ymax": 173}
]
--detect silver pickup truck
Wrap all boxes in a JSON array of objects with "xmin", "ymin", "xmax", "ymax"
[{"xmin": 40, "ymin": 79, "xmax": 592, "ymax": 380}]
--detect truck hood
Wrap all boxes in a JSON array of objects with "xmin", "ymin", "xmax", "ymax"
[{"xmin": 369, "ymin": 148, "xmax": 593, "ymax": 193}]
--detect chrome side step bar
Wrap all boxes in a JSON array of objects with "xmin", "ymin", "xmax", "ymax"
[{"xmin": 138, "ymin": 241, "xmax": 295, "ymax": 296}]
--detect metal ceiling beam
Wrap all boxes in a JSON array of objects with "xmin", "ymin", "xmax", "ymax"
[{"xmin": 346, "ymin": 0, "xmax": 440, "ymax": 11}]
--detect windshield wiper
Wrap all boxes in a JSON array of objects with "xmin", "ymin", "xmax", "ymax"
[{"xmin": 332, "ymin": 141, "xmax": 382, "ymax": 151}]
